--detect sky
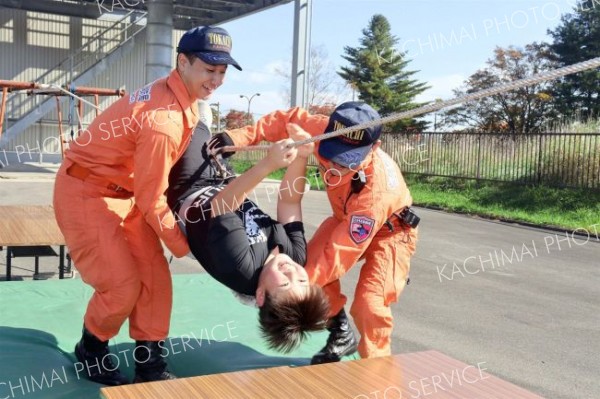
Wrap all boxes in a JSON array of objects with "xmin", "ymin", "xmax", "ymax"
[{"xmin": 210, "ymin": 0, "xmax": 584, "ymax": 120}]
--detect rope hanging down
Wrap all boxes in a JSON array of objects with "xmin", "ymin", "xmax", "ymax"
[
  {"xmin": 36, "ymin": 84, "xmax": 103, "ymax": 112},
  {"xmin": 218, "ymin": 56, "xmax": 600, "ymax": 154}
]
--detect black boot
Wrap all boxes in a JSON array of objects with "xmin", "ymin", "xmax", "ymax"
[
  {"xmin": 133, "ymin": 340, "xmax": 177, "ymax": 383},
  {"xmin": 311, "ymin": 308, "xmax": 358, "ymax": 365},
  {"xmin": 74, "ymin": 327, "xmax": 129, "ymax": 386}
]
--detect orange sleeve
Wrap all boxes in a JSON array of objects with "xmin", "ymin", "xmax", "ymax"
[
  {"xmin": 134, "ymin": 128, "xmax": 190, "ymax": 258},
  {"xmin": 307, "ymin": 191, "xmax": 387, "ymax": 287},
  {"xmin": 226, "ymin": 107, "xmax": 329, "ymax": 147}
]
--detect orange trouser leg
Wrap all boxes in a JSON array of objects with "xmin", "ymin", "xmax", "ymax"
[
  {"xmin": 306, "ymin": 217, "xmax": 347, "ymax": 317},
  {"xmin": 124, "ymin": 205, "xmax": 173, "ymax": 341},
  {"xmin": 54, "ymin": 167, "xmax": 171, "ymax": 341},
  {"xmin": 350, "ymin": 227, "xmax": 417, "ymax": 358}
]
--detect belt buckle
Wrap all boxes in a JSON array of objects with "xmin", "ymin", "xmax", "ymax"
[{"xmin": 107, "ymin": 183, "xmax": 123, "ymax": 192}]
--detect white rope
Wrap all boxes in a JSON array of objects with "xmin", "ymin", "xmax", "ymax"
[
  {"xmin": 37, "ymin": 84, "xmax": 103, "ymax": 112},
  {"xmin": 220, "ymin": 56, "xmax": 600, "ymax": 153}
]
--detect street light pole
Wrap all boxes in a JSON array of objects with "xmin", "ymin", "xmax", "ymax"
[
  {"xmin": 210, "ymin": 102, "xmax": 220, "ymax": 131},
  {"xmin": 240, "ymin": 93, "xmax": 260, "ymax": 125}
]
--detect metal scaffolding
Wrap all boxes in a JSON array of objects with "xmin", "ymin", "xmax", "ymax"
[{"xmin": 0, "ymin": 80, "xmax": 125, "ymax": 157}]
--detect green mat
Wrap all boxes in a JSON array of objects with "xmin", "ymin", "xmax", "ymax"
[{"xmin": 0, "ymin": 274, "xmax": 344, "ymax": 399}]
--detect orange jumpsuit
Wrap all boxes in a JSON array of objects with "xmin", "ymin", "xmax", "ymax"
[
  {"xmin": 227, "ymin": 107, "xmax": 417, "ymax": 358},
  {"xmin": 53, "ymin": 70, "xmax": 198, "ymax": 342}
]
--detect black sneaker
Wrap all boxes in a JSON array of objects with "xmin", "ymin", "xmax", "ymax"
[{"xmin": 311, "ymin": 308, "xmax": 358, "ymax": 365}]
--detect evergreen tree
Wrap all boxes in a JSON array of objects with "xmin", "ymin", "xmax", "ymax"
[
  {"xmin": 338, "ymin": 14, "xmax": 429, "ymax": 132},
  {"xmin": 548, "ymin": 0, "xmax": 600, "ymax": 121}
]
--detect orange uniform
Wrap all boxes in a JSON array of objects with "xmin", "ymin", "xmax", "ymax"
[
  {"xmin": 227, "ymin": 107, "xmax": 417, "ymax": 358},
  {"xmin": 53, "ymin": 70, "xmax": 198, "ymax": 341}
]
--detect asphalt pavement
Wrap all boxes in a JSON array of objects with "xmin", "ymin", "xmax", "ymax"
[{"xmin": 1, "ymin": 162, "xmax": 598, "ymax": 399}]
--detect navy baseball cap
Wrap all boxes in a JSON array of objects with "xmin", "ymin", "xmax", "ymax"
[
  {"xmin": 177, "ymin": 26, "xmax": 242, "ymax": 71},
  {"xmin": 318, "ymin": 101, "xmax": 382, "ymax": 168}
]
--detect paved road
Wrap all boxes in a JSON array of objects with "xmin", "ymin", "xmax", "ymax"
[{"xmin": 1, "ymin": 164, "xmax": 598, "ymax": 399}]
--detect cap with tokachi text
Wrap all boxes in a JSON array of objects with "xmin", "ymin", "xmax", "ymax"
[
  {"xmin": 318, "ymin": 101, "xmax": 382, "ymax": 167},
  {"xmin": 177, "ymin": 26, "xmax": 242, "ymax": 71}
]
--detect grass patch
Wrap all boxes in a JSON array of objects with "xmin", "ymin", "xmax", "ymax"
[
  {"xmin": 405, "ymin": 175, "xmax": 600, "ymax": 232},
  {"xmin": 229, "ymin": 159, "xmax": 323, "ymax": 190},
  {"xmin": 230, "ymin": 159, "xmax": 599, "ymax": 232}
]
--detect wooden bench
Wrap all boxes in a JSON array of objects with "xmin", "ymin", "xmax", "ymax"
[
  {"xmin": 0, "ymin": 205, "xmax": 68, "ymax": 280},
  {"xmin": 100, "ymin": 350, "xmax": 543, "ymax": 398}
]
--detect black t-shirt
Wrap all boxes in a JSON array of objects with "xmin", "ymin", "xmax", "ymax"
[
  {"xmin": 183, "ymin": 187, "xmax": 307, "ymax": 296},
  {"xmin": 167, "ymin": 122, "xmax": 234, "ymax": 211}
]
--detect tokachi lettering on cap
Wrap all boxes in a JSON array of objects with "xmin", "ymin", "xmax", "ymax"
[
  {"xmin": 177, "ymin": 26, "xmax": 242, "ymax": 71},
  {"xmin": 318, "ymin": 101, "xmax": 382, "ymax": 167}
]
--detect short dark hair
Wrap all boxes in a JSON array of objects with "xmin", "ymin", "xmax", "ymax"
[
  {"xmin": 258, "ymin": 285, "xmax": 330, "ymax": 353},
  {"xmin": 176, "ymin": 53, "xmax": 197, "ymax": 70}
]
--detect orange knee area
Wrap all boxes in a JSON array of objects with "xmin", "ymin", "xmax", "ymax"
[
  {"xmin": 350, "ymin": 294, "xmax": 394, "ymax": 359},
  {"xmin": 349, "ymin": 295, "xmax": 392, "ymax": 327},
  {"xmin": 84, "ymin": 278, "xmax": 143, "ymax": 339},
  {"xmin": 110, "ymin": 278, "xmax": 143, "ymax": 306}
]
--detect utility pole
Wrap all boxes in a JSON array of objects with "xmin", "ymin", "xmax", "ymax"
[
  {"xmin": 239, "ymin": 93, "xmax": 260, "ymax": 125},
  {"xmin": 210, "ymin": 102, "xmax": 220, "ymax": 131}
]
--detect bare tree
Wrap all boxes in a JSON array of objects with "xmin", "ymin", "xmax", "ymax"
[
  {"xmin": 442, "ymin": 44, "xmax": 556, "ymax": 134},
  {"xmin": 276, "ymin": 45, "xmax": 346, "ymax": 107}
]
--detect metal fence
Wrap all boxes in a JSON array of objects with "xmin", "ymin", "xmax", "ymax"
[
  {"xmin": 233, "ymin": 132, "xmax": 600, "ymax": 189},
  {"xmin": 381, "ymin": 132, "xmax": 600, "ymax": 189}
]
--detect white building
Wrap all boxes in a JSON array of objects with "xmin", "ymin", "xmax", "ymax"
[{"xmin": 0, "ymin": 0, "xmax": 308, "ymax": 161}]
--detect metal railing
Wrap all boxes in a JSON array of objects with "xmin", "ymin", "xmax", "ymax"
[
  {"xmin": 381, "ymin": 132, "xmax": 600, "ymax": 189},
  {"xmin": 233, "ymin": 132, "xmax": 600, "ymax": 189},
  {"xmin": 5, "ymin": 10, "xmax": 146, "ymax": 122}
]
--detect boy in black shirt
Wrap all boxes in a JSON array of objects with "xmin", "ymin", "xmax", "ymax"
[{"xmin": 168, "ymin": 121, "xmax": 329, "ymax": 352}]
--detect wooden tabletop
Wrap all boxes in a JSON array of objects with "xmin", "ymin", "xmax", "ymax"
[
  {"xmin": 0, "ymin": 205, "xmax": 65, "ymax": 246},
  {"xmin": 100, "ymin": 350, "xmax": 543, "ymax": 399}
]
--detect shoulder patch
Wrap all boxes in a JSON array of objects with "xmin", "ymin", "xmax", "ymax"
[
  {"xmin": 129, "ymin": 83, "xmax": 154, "ymax": 104},
  {"xmin": 349, "ymin": 215, "xmax": 375, "ymax": 244},
  {"xmin": 136, "ymin": 84, "xmax": 152, "ymax": 102}
]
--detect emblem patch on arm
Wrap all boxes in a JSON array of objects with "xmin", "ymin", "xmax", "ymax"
[
  {"xmin": 350, "ymin": 215, "xmax": 375, "ymax": 244},
  {"xmin": 129, "ymin": 83, "xmax": 153, "ymax": 104}
]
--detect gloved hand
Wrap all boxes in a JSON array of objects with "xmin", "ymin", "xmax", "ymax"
[{"xmin": 207, "ymin": 132, "xmax": 235, "ymax": 158}]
